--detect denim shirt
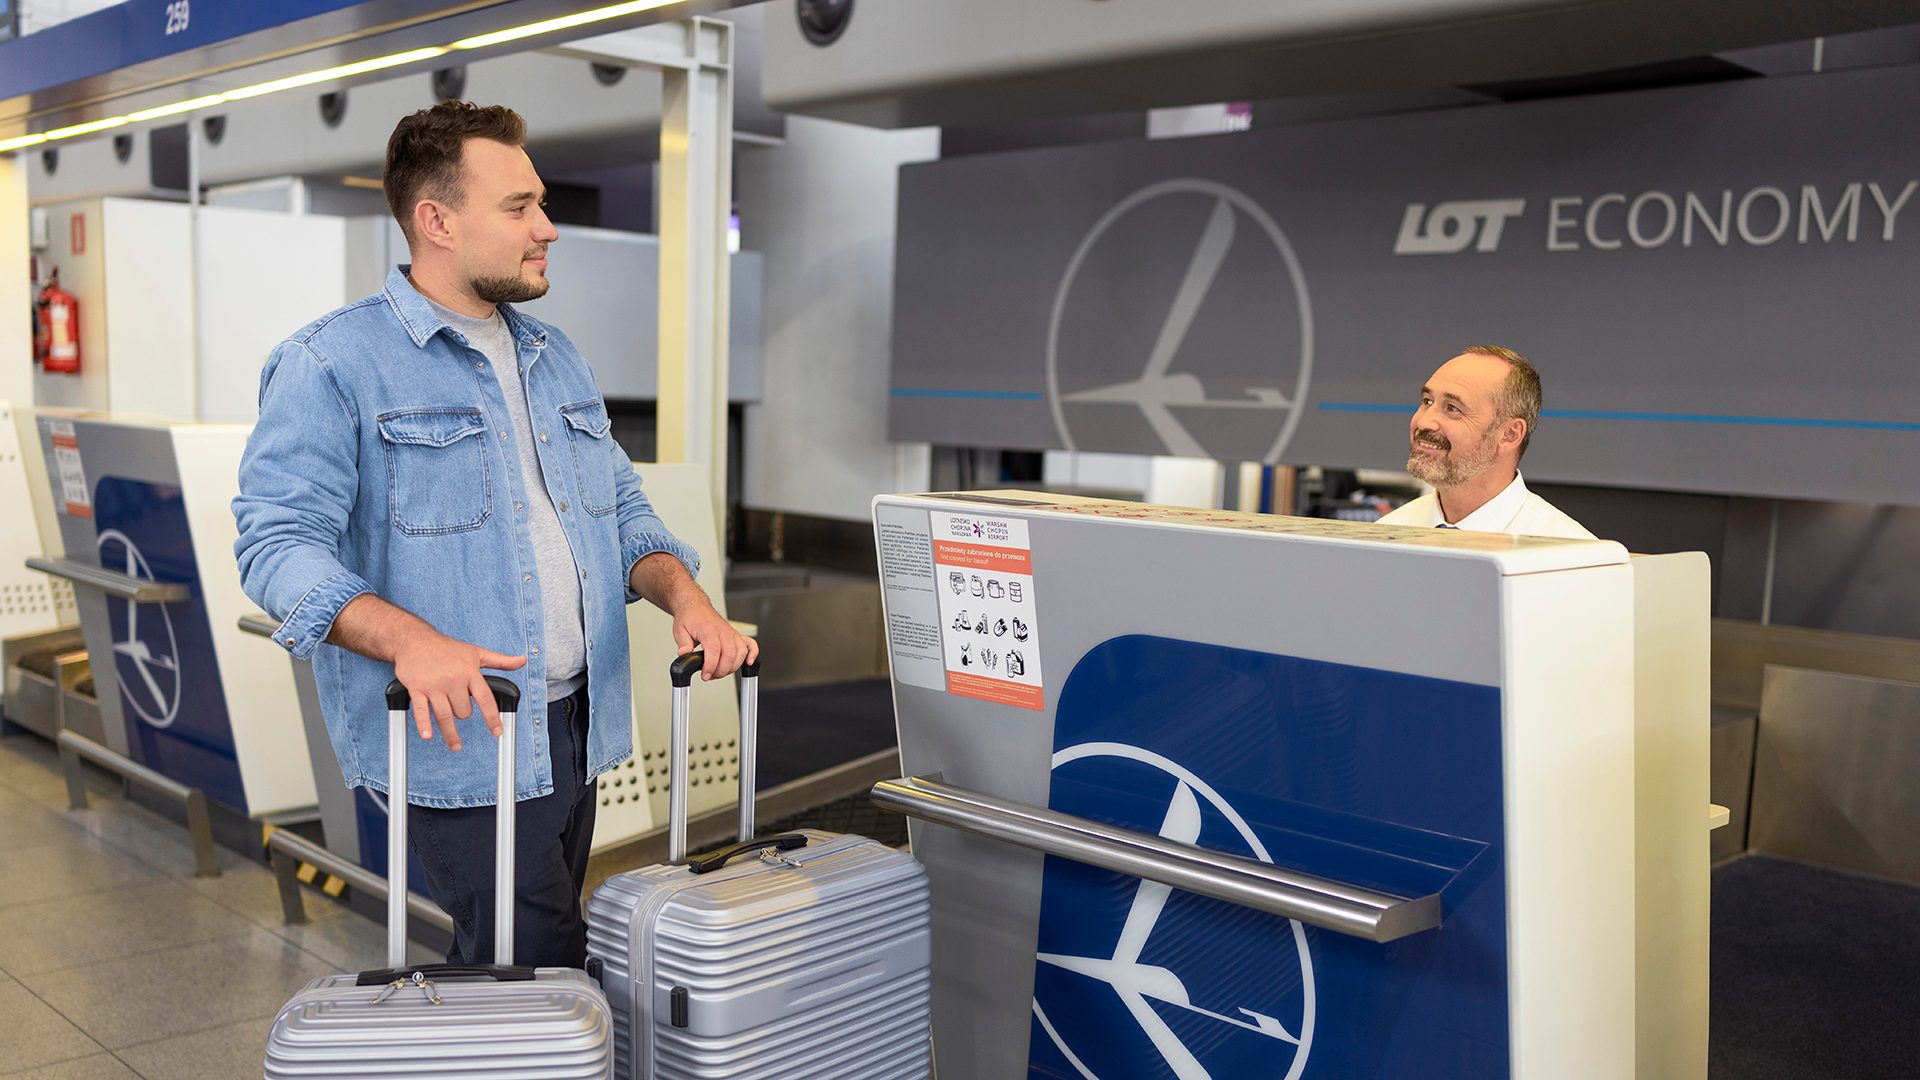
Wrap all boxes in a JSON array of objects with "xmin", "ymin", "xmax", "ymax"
[{"xmin": 233, "ymin": 267, "xmax": 700, "ymax": 808}]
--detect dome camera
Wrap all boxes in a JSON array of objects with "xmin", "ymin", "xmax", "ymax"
[{"xmin": 797, "ymin": 0, "xmax": 853, "ymax": 46}]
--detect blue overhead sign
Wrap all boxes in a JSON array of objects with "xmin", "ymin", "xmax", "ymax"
[{"xmin": 0, "ymin": 0, "xmax": 373, "ymax": 101}]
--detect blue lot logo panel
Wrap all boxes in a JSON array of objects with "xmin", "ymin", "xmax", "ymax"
[
  {"xmin": 1030, "ymin": 635, "xmax": 1508, "ymax": 1079},
  {"xmin": 94, "ymin": 476, "xmax": 247, "ymax": 813}
]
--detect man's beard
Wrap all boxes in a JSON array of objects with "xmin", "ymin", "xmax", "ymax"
[
  {"xmin": 470, "ymin": 268, "xmax": 549, "ymax": 304},
  {"xmin": 1407, "ymin": 427, "xmax": 1498, "ymax": 488}
]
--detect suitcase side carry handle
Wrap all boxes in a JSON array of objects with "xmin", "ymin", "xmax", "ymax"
[
  {"xmin": 666, "ymin": 649, "xmax": 761, "ymax": 864},
  {"xmin": 354, "ymin": 962, "xmax": 537, "ymax": 986},
  {"xmin": 381, "ymin": 675, "xmax": 523, "ymax": 970},
  {"xmin": 685, "ymin": 833, "xmax": 806, "ymax": 875}
]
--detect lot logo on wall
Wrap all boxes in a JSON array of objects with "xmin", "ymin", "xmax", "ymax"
[
  {"xmin": 1032, "ymin": 741, "xmax": 1316, "ymax": 1080},
  {"xmin": 1046, "ymin": 179, "xmax": 1314, "ymax": 464},
  {"xmin": 97, "ymin": 528, "xmax": 182, "ymax": 729}
]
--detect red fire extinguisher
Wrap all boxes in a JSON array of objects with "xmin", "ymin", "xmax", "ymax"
[{"xmin": 35, "ymin": 268, "xmax": 81, "ymax": 374}]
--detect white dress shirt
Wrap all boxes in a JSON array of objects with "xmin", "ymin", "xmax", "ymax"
[{"xmin": 1376, "ymin": 472, "xmax": 1596, "ymax": 540}]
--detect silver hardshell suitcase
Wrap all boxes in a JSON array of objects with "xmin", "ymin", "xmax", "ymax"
[
  {"xmin": 265, "ymin": 676, "xmax": 615, "ymax": 1079},
  {"xmin": 586, "ymin": 652, "xmax": 932, "ymax": 1080}
]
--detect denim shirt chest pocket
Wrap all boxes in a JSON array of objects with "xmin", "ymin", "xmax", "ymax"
[
  {"xmin": 376, "ymin": 407, "xmax": 492, "ymax": 535},
  {"xmin": 558, "ymin": 399, "xmax": 618, "ymax": 516}
]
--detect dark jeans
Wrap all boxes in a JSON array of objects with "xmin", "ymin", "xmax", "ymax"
[{"xmin": 406, "ymin": 683, "xmax": 598, "ymax": 968}]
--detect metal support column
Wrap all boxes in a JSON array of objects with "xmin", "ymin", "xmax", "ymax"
[{"xmin": 559, "ymin": 18, "xmax": 735, "ymax": 538}]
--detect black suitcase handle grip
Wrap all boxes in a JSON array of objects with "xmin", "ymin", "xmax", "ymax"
[
  {"xmin": 685, "ymin": 833, "xmax": 807, "ymax": 874},
  {"xmin": 354, "ymin": 963, "xmax": 536, "ymax": 986},
  {"xmin": 384, "ymin": 675, "xmax": 520, "ymax": 713},
  {"xmin": 669, "ymin": 650, "xmax": 762, "ymax": 687}
]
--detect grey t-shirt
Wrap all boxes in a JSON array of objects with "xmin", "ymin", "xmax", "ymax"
[{"xmin": 430, "ymin": 300, "xmax": 587, "ymax": 700}]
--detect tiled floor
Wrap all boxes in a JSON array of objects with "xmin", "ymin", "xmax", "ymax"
[{"xmin": 0, "ymin": 731, "xmax": 434, "ymax": 1079}]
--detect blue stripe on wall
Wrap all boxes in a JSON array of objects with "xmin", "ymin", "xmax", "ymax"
[{"xmin": 1317, "ymin": 403, "xmax": 1920, "ymax": 432}]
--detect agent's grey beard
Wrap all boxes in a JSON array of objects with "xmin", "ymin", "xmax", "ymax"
[
  {"xmin": 470, "ymin": 272, "xmax": 549, "ymax": 305},
  {"xmin": 1407, "ymin": 427, "xmax": 1498, "ymax": 488}
]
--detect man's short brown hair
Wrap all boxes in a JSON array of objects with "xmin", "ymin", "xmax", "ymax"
[
  {"xmin": 383, "ymin": 101, "xmax": 526, "ymax": 245},
  {"xmin": 1463, "ymin": 344, "xmax": 1543, "ymax": 459}
]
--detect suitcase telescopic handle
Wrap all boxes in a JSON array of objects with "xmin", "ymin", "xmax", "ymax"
[
  {"xmin": 666, "ymin": 649, "xmax": 762, "ymax": 864},
  {"xmin": 382, "ymin": 675, "xmax": 522, "ymax": 970}
]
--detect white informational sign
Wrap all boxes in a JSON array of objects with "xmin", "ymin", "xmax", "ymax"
[
  {"xmin": 930, "ymin": 511, "xmax": 1044, "ymax": 710},
  {"xmin": 47, "ymin": 420, "xmax": 91, "ymax": 518},
  {"xmin": 876, "ymin": 505, "xmax": 948, "ymax": 694}
]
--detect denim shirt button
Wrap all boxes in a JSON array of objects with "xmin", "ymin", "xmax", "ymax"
[{"xmin": 559, "ymin": 500, "xmax": 569, "ymax": 512}]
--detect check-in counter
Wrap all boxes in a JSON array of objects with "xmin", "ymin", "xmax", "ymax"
[
  {"xmin": 870, "ymin": 491, "xmax": 1712, "ymax": 1080},
  {"xmin": 31, "ymin": 410, "xmax": 316, "ymax": 819}
]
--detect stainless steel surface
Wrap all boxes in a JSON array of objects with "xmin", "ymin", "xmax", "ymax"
[
  {"xmin": 668, "ymin": 681, "xmax": 692, "ymax": 864},
  {"xmin": 872, "ymin": 775, "xmax": 1443, "ymax": 943},
  {"xmin": 736, "ymin": 673, "xmax": 758, "ymax": 843},
  {"xmin": 56, "ymin": 729, "xmax": 219, "ymax": 877},
  {"xmin": 267, "ymin": 826, "xmax": 453, "ymax": 934},
  {"xmin": 584, "ymin": 746, "xmax": 901, "ymax": 892},
  {"xmin": 387, "ymin": 706, "xmax": 408, "ymax": 968},
  {"xmin": 386, "ymin": 699, "xmax": 522, "ymax": 966},
  {"xmin": 238, "ymin": 613, "xmax": 279, "ymax": 637},
  {"xmin": 1712, "ymin": 618, "xmax": 1920, "ymax": 711},
  {"xmin": 1749, "ymin": 665, "xmax": 1920, "ymax": 885},
  {"xmin": 495, "ymin": 704, "xmax": 516, "ymax": 964},
  {"xmin": 26, "ymin": 556, "xmax": 191, "ymax": 603},
  {"xmin": 1711, "ymin": 706, "xmax": 1758, "ymax": 863}
]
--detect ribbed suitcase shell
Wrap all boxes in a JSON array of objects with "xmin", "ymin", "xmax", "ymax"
[
  {"xmin": 264, "ymin": 967, "xmax": 613, "ymax": 1079},
  {"xmin": 587, "ymin": 828, "xmax": 932, "ymax": 1080},
  {"xmin": 264, "ymin": 678, "xmax": 614, "ymax": 1079}
]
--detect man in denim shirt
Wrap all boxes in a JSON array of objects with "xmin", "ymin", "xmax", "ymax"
[{"xmin": 233, "ymin": 102, "xmax": 754, "ymax": 967}]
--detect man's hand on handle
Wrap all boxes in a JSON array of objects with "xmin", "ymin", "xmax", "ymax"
[
  {"xmin": 329, "ymin": 593, "xmax": 526, "ymax": 752},
  {"xmin": 631, "ymin": 551, "xmax": 758, "ymax": 681}
]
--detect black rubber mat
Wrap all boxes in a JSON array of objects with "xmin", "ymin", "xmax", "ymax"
[
  {"xmin": 755, "ymin": 678, "xmax": 898, "ymax": 791},
  {"xmin": 1711, "ymin": 855, "xmax": 1920, "ymax": 1079}
]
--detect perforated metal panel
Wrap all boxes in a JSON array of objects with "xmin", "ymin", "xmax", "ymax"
[{"xmin": 0, "ymin": 404, "xmax": 76, "ymax": 638}]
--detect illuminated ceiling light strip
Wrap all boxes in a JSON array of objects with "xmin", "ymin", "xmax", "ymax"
[
  {"xmin": 220, "ymin": 46, "xmax": 449, "ymax": 101},
  {"xmin": 126, "ymin": 94, "xmax": 228, "ymax": 123},
  {"xmin": 5, "ymin": 0, "xmax": 694, "ymax": 155},
  {"xmin": 451, "ymin": 0, "xmax": 685, "ymax": 50},
  {"xmin": 0, "ymin": 133, "xmax": 50, "ymax": 153},
  {"xmin": 42, "ymin": 116, "xmax": 130, "ymax": 140}
]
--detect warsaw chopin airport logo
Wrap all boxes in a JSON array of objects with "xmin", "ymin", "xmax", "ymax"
[
  {"xmin": 98, "ymin": 529, "xmax": 182, "ymax": 729},
  {"xmin": 1045, "ymin": 179, "xmax": 1314, "ymax": 464},
  {"xmin": 1032, "ymin": 742, "xmax": 1316, "ymax": 1080}
]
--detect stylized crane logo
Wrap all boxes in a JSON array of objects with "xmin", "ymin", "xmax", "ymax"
[
  {"xmin": 1033, "ymin": 741, "xmax": 1315, "ymax": 1079},
  {"xmin": 1046, "ymin": 179, "xmax": 1314, "ymax": 464},
  {"xmin": 97, "ymin": 528, "xmax": 182, "ymax": 729}
]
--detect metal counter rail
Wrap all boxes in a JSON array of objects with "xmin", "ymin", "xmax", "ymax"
[
  {"xmin": 27, "ymin": 556, "xmax": 190, "ymax": 603},
  {"xmin": 266, "ymin": 825, "xmax": 454, "ymax": 935},
  {"xmin": 58, "ymin": 729, "xmax": 219, "ymax": 877},
  {"xmin": 871, "ymin": 775, "xmax": 1443, "ymax": 943},
  {"xmin": 29, "ymin": 556, "xmax": 217, "ymax": 876}
]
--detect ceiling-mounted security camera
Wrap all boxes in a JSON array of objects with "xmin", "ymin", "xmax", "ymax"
[
  {"xmin": 797, "ymin": 0, "xmax": 853, "ymax": 46},
  {"xmin": 319, "ymin": 91, "xmax": 348, "ymax": 129},
  {"xmin": 432, "ymin": 65, "xmax": 467, "ymax": 102}
]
